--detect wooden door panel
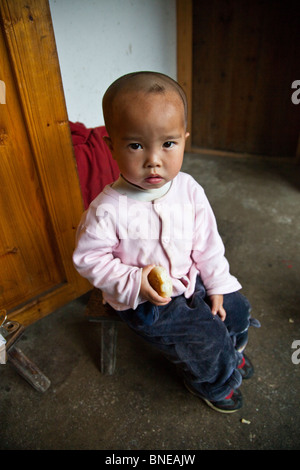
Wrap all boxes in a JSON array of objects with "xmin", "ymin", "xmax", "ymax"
[
  {"xmin": 0, "ymin": 23, "xmax": 65, "ymax": 309},
  {"xmin": 191, "ymin": 0, "xmax": 300, "ymax": 158},
  {"xmin": 0, "ymin": 0, "xmax": 90, "ymax": 325}
]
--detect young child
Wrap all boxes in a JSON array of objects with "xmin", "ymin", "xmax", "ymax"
[{"xmin": 73, "ymin": 71, "xmax": 260, "ymax": 413}]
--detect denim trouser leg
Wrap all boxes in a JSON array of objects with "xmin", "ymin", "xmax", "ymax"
[{"xmin": 118, "ymin": 277, "xmax": 254, "ymax": 402}]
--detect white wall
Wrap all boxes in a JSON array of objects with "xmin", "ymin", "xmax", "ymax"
[{"xmin": 49, "ymin": 0, "xmax": 177, "ymax": 128}]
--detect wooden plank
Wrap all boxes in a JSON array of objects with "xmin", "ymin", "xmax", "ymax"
[
  {"xmin": 7, "ymin": 283, "xmax": 90, "ymax": 326},
  {"xmin": 0, "ymin": 0, "xmax": 90, "ymax": 324},
  {"xmin": 0, "ymin": 0, "xmax": 88, "ymax": 290},
  {"xmin": 191, "ymin": 0, "xmax": 300, "ymax": 159},
  {"xmin": 7, "ymin": 346, "xmax": 51, "ymax": 392},
  {"xmin": 0, "ymin": 20, "xmax": 65, "ymax": 310}
]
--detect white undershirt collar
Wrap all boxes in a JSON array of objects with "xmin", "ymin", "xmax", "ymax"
[{"xmin": 112, "ymin": 175, "xmax": 172, "ymax": 201}]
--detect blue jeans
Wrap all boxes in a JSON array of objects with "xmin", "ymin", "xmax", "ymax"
[{"xmin": 117, "ymin": 277, "xmax": 259, "ymax": 401}]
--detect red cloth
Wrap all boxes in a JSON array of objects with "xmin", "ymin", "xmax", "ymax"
[{"xmin": 69, "ymin": 121, "xmax": 119, "ymax": 209}]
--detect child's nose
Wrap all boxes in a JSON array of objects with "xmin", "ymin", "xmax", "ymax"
[{"xmin": 145, "ymin": 150, "xmax": 161, "ymax": 167}]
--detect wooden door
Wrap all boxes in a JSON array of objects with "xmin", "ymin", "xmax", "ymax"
[
  {"xmin": 0, "ymin": 0, "xmax": 90, "ymax": 326},
  {"xmin": 177, "ymin": 0, "xmax": 300, "ymax": 160}
]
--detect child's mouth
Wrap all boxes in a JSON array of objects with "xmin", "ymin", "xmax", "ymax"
[{"xmin": 145, "ymin": 175, "xmax": 163, "ymax": 184}]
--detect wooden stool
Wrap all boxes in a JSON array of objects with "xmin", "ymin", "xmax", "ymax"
[{"xmin": 85, "ymin": 288, "xmax": 122, "ymax": 375}]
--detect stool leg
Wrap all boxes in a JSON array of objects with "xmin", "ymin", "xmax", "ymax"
[
  {"xmin": 101, "ymin": 321, "xmax": 118, "ymax": 375},
  {"xmin": 7, "ymin": 346, "xmax": 51, "ymax": 392}
]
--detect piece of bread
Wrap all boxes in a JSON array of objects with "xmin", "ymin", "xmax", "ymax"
[{"xmin": 148, "ymin": 266, "xmax": 172, "ymax": 298}]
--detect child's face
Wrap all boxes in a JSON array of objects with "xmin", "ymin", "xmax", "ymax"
[{"xmin": 104, "ymin": 90, "xmax": 189, "ymax": 190}]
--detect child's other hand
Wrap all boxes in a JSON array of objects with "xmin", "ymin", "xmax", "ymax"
[
  {"xmin": 209, "ymin": 294, "xmax": 226, "ymax": 321},
  {"xmin": 140, "ymin": 265, "xmax": 171, "ymax": 306}
]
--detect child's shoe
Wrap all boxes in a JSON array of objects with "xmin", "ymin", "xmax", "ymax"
[
  {"xmin": 238, "ymin": 353, "xmax": 254, "ymax": 380},
  {"xmin": 185, "ymin": 381, "xmax": 243, "ymax": 413}
]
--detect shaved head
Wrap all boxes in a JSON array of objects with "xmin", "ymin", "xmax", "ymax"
[{"xmin": 102, "ymin": 71, "xmax": 188, "ymax": 135}]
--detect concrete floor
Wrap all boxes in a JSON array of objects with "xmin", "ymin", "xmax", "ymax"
[{"xmin": 1, "ymin": 153, "xmax": 300, "ymax": 450}]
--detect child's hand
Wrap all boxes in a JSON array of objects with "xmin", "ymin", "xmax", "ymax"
[
  {"xmin": 140, "ymin": 265, "xmax": 172, "ymax": 306},
  {"xmin": 209, "ymin": 294, "xmax": 226, "ymax": 321}
]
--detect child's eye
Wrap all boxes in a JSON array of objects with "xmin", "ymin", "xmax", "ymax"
[
  {"xmin": 129, "ymin": 143, "xmax": 142, "ymax": 150},
  {"xmin": 163, "ymin": 141, "xmax": 175, "ymax": 148}
]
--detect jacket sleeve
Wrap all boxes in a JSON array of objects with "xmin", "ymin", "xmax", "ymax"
[
  {"xmin": 191, "ymin": 188, "xmax": 242, "ymax": 295},
  {"xmin": 72, "ymin": 208, "xmax": 142, "ymax": 310}
]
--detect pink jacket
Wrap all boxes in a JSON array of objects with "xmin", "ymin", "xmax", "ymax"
[{"xmin": 73, "ymin": 172, "xmax": 241, "ymax": 310}]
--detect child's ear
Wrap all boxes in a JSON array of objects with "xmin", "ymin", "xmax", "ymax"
[
  {"xmin": 103, "ymin": 136, "xmax": 114, "ymax": 152},
  {"xmin": 185, "ymin": 132, "xmax": 190, "ymax": 140}
]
